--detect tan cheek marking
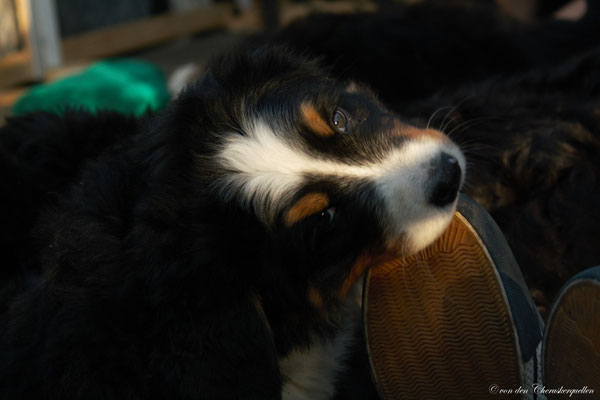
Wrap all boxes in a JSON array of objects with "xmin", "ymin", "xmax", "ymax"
[
  {"xmin": 285, "ymin": 193, "xmax": 330, "ymax": 227},
  {"xmin": 301, "ymin": 102, "xmax": 335, "ymax": 138},
  {"xmin": 308, "ymin": 285, "xmax": 325, "ymax": 309},
  {"xmin": 338, "ymin": 248, "xmax": 398, "ymax": 299},
  {"xmin": 393, "ymin": 119, "xmax": 447, "ymax": 141}
]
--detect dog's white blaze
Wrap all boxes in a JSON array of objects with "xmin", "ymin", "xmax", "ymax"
[{"xmin": 218, "ymin": 120, "xmax": 465, "ymax": 251}]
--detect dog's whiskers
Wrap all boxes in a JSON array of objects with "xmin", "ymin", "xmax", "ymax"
[
  {"xmin": 426, "ymin": 106, "xmax": 454, "ymax": 130},
  {"xmin": 437, "ymin": 95, "xmax": 476, "ymax": 134},
  {"xmin": 443, "ymin": 117, "xmax": 491, "ymax": 139}
]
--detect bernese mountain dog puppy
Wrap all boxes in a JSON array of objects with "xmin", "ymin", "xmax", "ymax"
[{"xmin": 0, "ymin": 47, "xmax": 464, "ymax": 399}]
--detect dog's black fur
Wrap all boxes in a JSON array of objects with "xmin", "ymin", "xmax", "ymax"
[{"xmin": 0, "ymin": 111, "xmax": 141, "ymax": 306}]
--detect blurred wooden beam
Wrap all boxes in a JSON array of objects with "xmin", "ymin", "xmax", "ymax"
[
  {"xmin": 229, "ymin": 1, "xmax": 377, "ymax": 32},
  {"xmin": 279, "ymin": 1, "xmax": 377, "ymax": 26},
  {"xmin": 62, "ymin": 4, "xmax": 234, "ymax": 62},
  {"xmin": 0, "ymin": 50, "xmax": 34, "ymax": 87}
]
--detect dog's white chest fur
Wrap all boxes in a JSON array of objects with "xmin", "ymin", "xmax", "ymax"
[
  {"xmin": 279, "ymin": 333, "xmax": 351, "ymax": 400},
  {"xmin": 279, "ymin": 288, "xmax": 361, "ymax": 400}
]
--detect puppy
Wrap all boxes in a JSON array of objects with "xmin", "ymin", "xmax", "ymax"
[{"xmin": 0, "ymin": 47, "xmax": 464, "ymax": 399}]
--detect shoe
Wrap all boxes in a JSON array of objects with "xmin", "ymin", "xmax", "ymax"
[
  {"xmin": 543, "ymin": 266, "xmax": 600, "ymax": 399},
  {"xmin": 363, "ymin": 193, "xmax": 544, "ymax": 399}
]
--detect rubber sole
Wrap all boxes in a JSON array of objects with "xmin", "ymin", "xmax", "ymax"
[
  {"xmin": 543, "ymin": 274, "xmax": 600, "ymax": 399},
  {"xmin": 364, "ymin": 211, "xmax": 524, "ymax": 399}
]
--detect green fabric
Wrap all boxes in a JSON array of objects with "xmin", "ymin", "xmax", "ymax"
[{"xmin": 13, "ymin": 59, "xmax": 170, "ymax": 116}]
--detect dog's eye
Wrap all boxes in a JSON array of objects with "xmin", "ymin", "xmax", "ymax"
[
  {"xmin": 332, "ymin": 109, "xmax": 349, "ymax": 134},
  {"xmin": 320, "ymin": 207, "xmax": 336, "ymax": 224}
]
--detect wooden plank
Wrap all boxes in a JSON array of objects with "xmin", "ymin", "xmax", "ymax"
[
  {"xmin": 0, "ymin": 50, "xmax": 34, "ymax": 87},
  {"xmin": 228, "ymin": 6, "xmax": 264, "ymax": 33},
  {"xmin": 62, "ymin": 4, "xmax": 234, "ymax": 62},
  {"xmin": 279, "ymin": 1, "xmax": 377, "ymax": 26},
  {"xmin": 228, "ymin": 1, "xmax": 377, "ymax": 32}
]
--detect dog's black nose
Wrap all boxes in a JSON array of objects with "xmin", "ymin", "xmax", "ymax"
[{"xmin": 429, "ymin": 153, "xmax": 462, "ymax": 207}]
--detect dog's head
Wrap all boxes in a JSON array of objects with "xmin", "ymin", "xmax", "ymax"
[{"xmin": 167, "ymin": 46, "xmax": 465, "ymax": 339}]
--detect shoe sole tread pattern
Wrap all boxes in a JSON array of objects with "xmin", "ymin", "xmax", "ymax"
[
  {"xmin": 543, "ymin": 273, "xmax": 600, "ymax": 399},
  {"xmin": 364, "ymin": 199, "xmax": 527, "ymax": 399}
]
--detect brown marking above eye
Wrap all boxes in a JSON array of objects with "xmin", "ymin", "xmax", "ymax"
[
  {"xmin": 285, "ymin": 192, "xmax": 330, "ymax": 227},
  {"xmin": 392, "ymin": 119, "xmax": 447, "ymax": 141},
  {"xmin": 300, "ymin": 102, "xmax": 335, "ymax": 138}
]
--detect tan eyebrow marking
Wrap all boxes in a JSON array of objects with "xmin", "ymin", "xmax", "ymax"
[
  {"xmin": 392, "ymin": 119, "xmax": 447, "ymax": 141},
  {"xmin": 285, "ymin": 193, "xmax": 330, "ymax": 226},
  {"xmin": 300, "ymin": 102, "xmax": 335, "ymax": 137}
]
